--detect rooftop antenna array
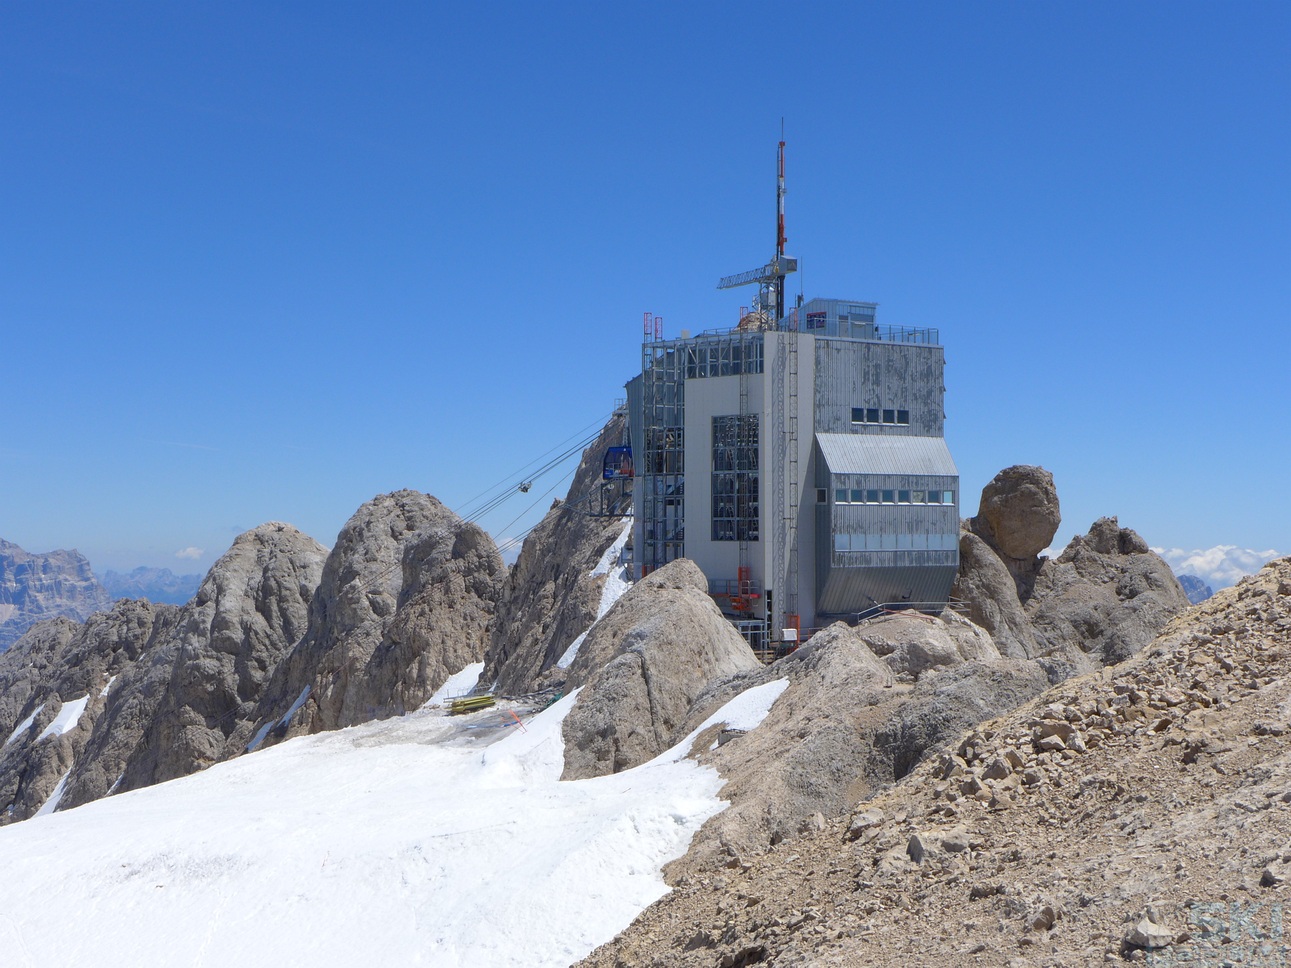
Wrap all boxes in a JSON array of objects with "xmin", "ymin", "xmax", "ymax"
[{"xmin": 717, "ymin": 122, "xmax": 798, "ymax": 326}]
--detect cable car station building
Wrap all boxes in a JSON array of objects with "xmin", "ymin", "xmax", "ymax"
[{"xmin": 622, "ymin": 152, "xmax": 958, "ymax": 646}]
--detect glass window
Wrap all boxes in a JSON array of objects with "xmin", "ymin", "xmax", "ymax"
[
  {"xmin": 943, "ymin": 490, "xmax": 956, "ymax": 505},
  {"xmin": 851, "ymin": 488, "xmax": 864, "ymax": 503},
  {"xmin": 834, "ymin": 533, "xmax": 849, "ymax": 552},
  {"xmin": 898, "ymin": 489, "xmax": 911, "ymax": 503},
  {"xmin": 881, "ymin": 489, "xmax": 895, "ymax": 503},
  {"xmin": 897, "ymin": 409, "xmax": 910, "ymax": 424},
  {"xmin": 883, "ymin": 409, "xmax": 896, "ymax": 424},
  {"xmin": 866, "ymin": 489, "xmax": 880, "ymax": 504},
  {"xmin": 817, "ymin": 488, "xmax": 828, "ymax": 503},
  {"xmin": 912, "ymin": 490, "xmax": 925, "ymax": 503},
  {"xmin": 851, "ymin": 407, "xmax": 865, "ymax": 423},
  {"xmin": 835, "ymin": 489, "xmax": 848, "ymax": 503},
  {"xmin": 867, "ymin": 408, "xmax": 880, "ymax": 423},
  {"xmin": 926, "ymin": 491, "xmax": 940, "ymax": 504}
]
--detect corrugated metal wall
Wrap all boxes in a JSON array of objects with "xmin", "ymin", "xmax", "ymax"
[{"xmin": 814, "ymin": 340, "xmax": 946, "ymax": 437}]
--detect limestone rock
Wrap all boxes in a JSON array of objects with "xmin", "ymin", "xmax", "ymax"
[
  {"xmin": 0, "ymin": 539, "xmax": 112, "ymax": 652},
  {"xmin": 484, "ymin": 412, "xmax": 630, "ymax": 695},
  {"xmin": 855, "ymin": 612, "xmax": 1001, "ymax": 679},
  {"xmin": 560, "ymin": 558, "xmax": 760, "ymax": 779},
  {"xmin": 970, "ymin": 465, "xmax": 1061, "ymax": 562},
  {"xmin": 113, "ymin": 523, "xmax": 326, "ymax": 792},
  {"xmin": 0, "ymin": 523, "xmax": 327, "ymax": 822},
  {"xmin": 0, "ymin": 600, "xmax": 179, "ymax": 824},
  {"xmin": 953, "ymin": 471, "xmax": 1185, "ymax": 676},
  {"xmin": 242, "ymin": 491, "xmax": 504, "ymax": 747},
  {"xmin": 1027, "ymin": 517, "xmax": 1190, "ymax": 665},
  {"xmin": 950, "ymin": 531, "xmax": 1039, "ymax": 659}
]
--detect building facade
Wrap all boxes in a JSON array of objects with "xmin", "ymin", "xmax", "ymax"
[{"xmin": 625, "ymin": 297, "xmax": 959, "ymax": 643}]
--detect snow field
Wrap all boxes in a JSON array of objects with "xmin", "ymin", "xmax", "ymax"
[{"xmin": 0, "ymin": 675, "xmax": 789, "ymax": 968}]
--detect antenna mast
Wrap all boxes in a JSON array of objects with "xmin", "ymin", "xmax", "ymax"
[
  {"xmin": 774, "ymin": 123, "xmax": 787, "ymax": 322},
  {"xmin": 717, "ymin": 126, "xmax": 796, "ymax": 325}
]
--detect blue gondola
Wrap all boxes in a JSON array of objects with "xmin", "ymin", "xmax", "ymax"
[{"xmin": 602, "ymin": 446, "xmax": 633, "ymax": 480}]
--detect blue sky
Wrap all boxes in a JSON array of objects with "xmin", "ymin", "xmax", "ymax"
[{"xmin": 2, "ymin": 1, "xmax": 1287, "ymax": 584}]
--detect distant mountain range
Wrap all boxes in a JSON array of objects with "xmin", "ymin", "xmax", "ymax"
[
  {"xmin": 1176, "ymin": 573, "xmax": 1215, "ymax": 604},
  {"xmin": 0, "ymin": 541, "xmax": 203, "ymax": 651},
  {"xmin": 99, "ymin": 567, "xmax": 202, "ymax": 606},
  {"xmin": 0, "ymin": 539, "xmax": 112, "ymax": 652}
]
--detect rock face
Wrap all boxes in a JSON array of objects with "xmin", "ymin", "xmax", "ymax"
[
  {"xmin": 970, "ymin": 465, "xmax": 1061, "ymax": 561},
  {"xmin": 484, "ymin": 412, "xmax": 631, "ymax": 696},
  {"xmin": 1027, "ymin": 516, "xmax": 1192, "ymax": 666},
  {"xmin": 648, "ymin": 616, "xmax": 1051, "ymax": 868},
  {"xmin": 0, "ymin": 539, "xmax": 112, "ymax": 651},
  {"xmin": 0, "ymin": 523, "xmax": 326, "ymax": 823},
  {"xmin": 561, "ymin": 558, "xmax": 760, "ymax": 780},
  {"xmin": 114, "ymin": 524, "xmax": 326, "ymax": 791},
  {"xmin": 0, "ymin": 600, "xmax": 180, "ymax": 823},
  {"xmin": 953, "ymin": 467, "xmax": 1188, "ymax": 673},
  {"xmin": 101, "ymin": 567, "xmax": 202, "ymax": 606},
  {"xmin": 238, "ymin": 491, "xmax": 505, "ymax": 749}
]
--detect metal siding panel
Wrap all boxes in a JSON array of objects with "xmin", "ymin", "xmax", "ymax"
[
  {"xmin": 817, "ymin": 561, "xmax": 959, "ymax": 615},
  {"xmin": 817, "ymin": 433, "xmax": 959, "ymax": 477}
]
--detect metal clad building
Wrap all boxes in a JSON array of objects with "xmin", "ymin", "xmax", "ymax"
[{"xmin": 627, "ymin": 296, "xmax": 958, "ymax": 642}]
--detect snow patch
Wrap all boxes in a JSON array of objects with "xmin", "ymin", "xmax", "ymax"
[
  {"xmin": 557, "ymin": 519, "xmax": 633, "ymax": 669},
  {"xmin": 36, "ymin": 694, "xmax": 89, "ymax": 742},
  {"xmin": 99, "ymin": 675, "xmax": 116, "ymax": 698},
  {"xmin": 245, "ymin": 685, "xmax": 313, "ymax": 753},
  {"xmin": 4, "ymin": 702, "xmax": 44, "ymax": 748},
  {"xmin": 34, "ymin": 770, "xmax": 70, "ymax": 817},
  {"xmin": 424, "ymin": 662, "xmax": 485, "ymax": 708},
  {"xmin": 649, "ymin": 678, "xmax": 791, "ymax": 767}
]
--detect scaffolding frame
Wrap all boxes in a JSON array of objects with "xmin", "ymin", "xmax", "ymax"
[{"xmin": 639, "ymin": 340, "xmax": 686, "ymax": 573}]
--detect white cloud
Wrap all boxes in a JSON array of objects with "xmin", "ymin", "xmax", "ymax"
[
  {"xmin": 1150, "ymin": 544, "xmax": 1281, "ymax": 590},
  {"xmin": 175, "ymin": 546, "xmax": 205, "ymax": 560}
]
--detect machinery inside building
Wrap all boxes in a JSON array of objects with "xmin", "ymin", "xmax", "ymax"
[{"xmin": 619, "ymin": 140, "xmax": 960, "ymax": 651}]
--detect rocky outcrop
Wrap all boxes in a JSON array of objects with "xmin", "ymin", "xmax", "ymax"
[
  {"xmin": 483, "ymin": 412, "xmax": 631, "ymax": 696},
  {"xmin": 112, "ymin": 524, "xmax": 326, "ymax": 791},
  {"xmin": 0, "ymin": 539, "xmax": 112, "ymax": 651},
  {"xmin": 0, "ymin": 600, "xmax": 179, "ymax": 823},
  {"xmin": 1027, "ymin": 516, "xmax": 1191, "ymax": 666},
  {"xmin": 628, "ymin": 614, "xmax": 1051, "ymax": 872},
  {"xmin": 952, "ymin": 468, "xmax": 1187, "ymax": 673},
  {"xmin": 579, "ymin": 558, "xmax": 1291, "ymax": 968},
  {"xmin": 238, "ymin": 491, "xmax": 505, "ymax": 749},
  {"xmin": 0, "ymin": 523, "xmax": 326, "ymax": 823},
  {"xmin": 561, "ymin": 558, "xmax": 760, "ymax": 779},
  {"xmin": 951, "ymin": 531, "xmax": 1040, "ymax": 659},
  {"xmin": 101, "ymin": 567, "xmax": 202, "ymax": 605}
]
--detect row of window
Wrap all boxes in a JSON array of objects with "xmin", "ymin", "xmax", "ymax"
[
  {"xmin": 851, "ymin": 407, "xmax": 910, "ymax": 425},
  {"xmin": 830, "ymin": 488, "xmax": 956, "ymax": 506},
  {"xmin": 833, "ymin": 532, "xmax": 959, "ymax": 552}
]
